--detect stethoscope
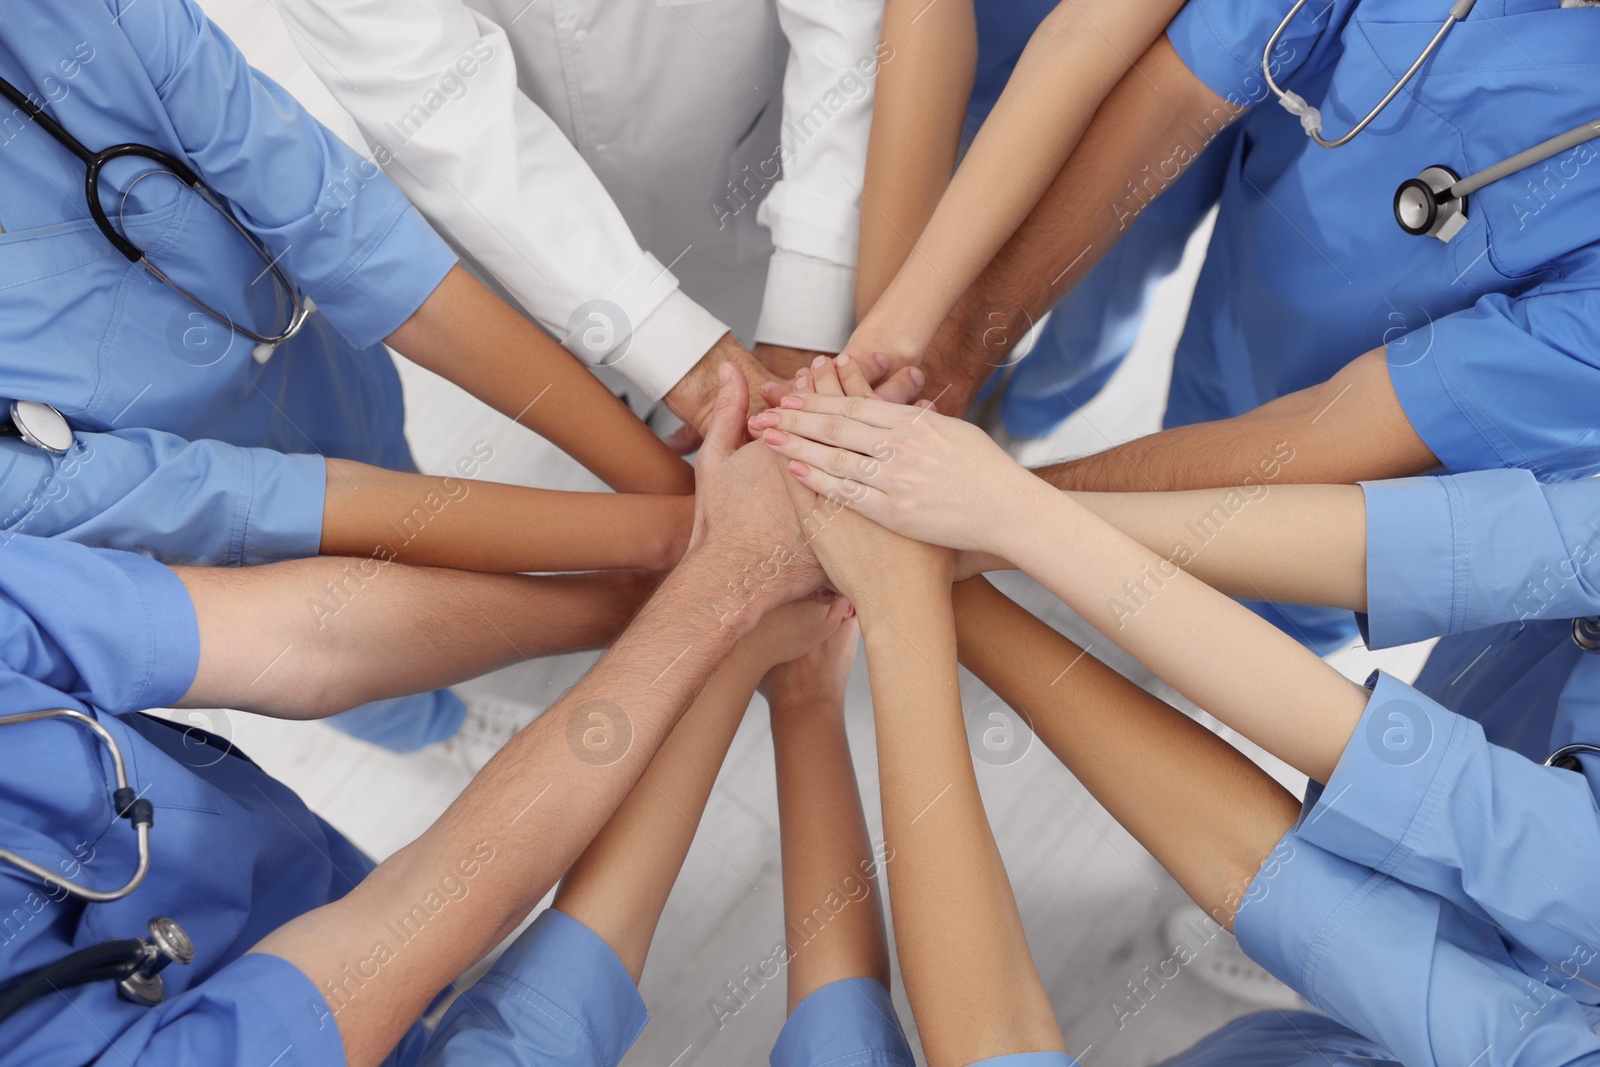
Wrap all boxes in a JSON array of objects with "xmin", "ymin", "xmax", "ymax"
[
  {"xmin": 0, "ymin": 710, "xmax": 192, "ymax": 1024},
  {"xmin": 1537, "ymin": 618, "xmax": 1600, "ymax": 774},
  {"xmin": 1262, "ymin": 0, "xmax": 1600, "ymax": 242},
  {"xmin": 0, "ymin": 73, "xmax": 315, "ymax": 456}
]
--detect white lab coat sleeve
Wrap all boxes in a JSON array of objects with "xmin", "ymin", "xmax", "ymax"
[
  {"xmin": 754, "ymin": 0, "xmax": 884, "ymax": 351},
  {"xmin": 272, "ymin": 0, "xmax": 727, "ymax": 401}
]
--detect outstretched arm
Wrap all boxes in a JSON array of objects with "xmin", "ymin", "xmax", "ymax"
[
  {"xmin": 386, "ymin": 266, "xmax": 695, "ymax": 495},
  {"xmin": 552, "ymin": 598, "xmax": 851, "ymax": 980},
  {"xmin": 321, "ymin": 459, "xmax": 692, "ymax": 573},
  {"xmin": 177, "ymin": 559, "xmax": 655, "ymax": 719},
  {"xmin": 765, "ymin": 617, "xmax": 892, "ymax": 1011},
  {"xmin": 247, "ymin": 366, "xmax": 829, "ymax": 1067},
  {"xmin": 759, "ymin": 387, "xmax": 1370, "ymax": 784},
  {"xmin": 953, "ymin": 577, "xmax": 1299, "ymax": 926},
  {"xmin": 822, "ymin": 528, "xmax": 1064, "ymax": 1065},
  {"xmin": 852, "ymin": 0, "xmax": 1185, "ymax": 367},
  {"xmin": 1032, "ymin": 349, "xmax": 1438, "ymax": 493},
  {"xmin": 853, "ymin": 0, "xmax": 977, "ymax": 317}
]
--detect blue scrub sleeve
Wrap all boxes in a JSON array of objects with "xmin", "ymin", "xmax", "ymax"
[
  {"xmin": 419, "ymin": 909, "xmax": 648, "ymax": 1067},
  {"xmin": 1164, "ymin": 0, "xmax": 1343, "ymax": 108},
  {"xmin": 1388, "ymin": 289, "xmax": 1600, "ymax": 484},
  {"xmin": 1360, "ymin": 469, "xmax": 1600, "ymax": 648},
  {"xmin": 1297, "ymin": 672, "xmax": 1600, "ymax": 991},
  {"xmin": 84, "ymin": 953, "xmax": 346, "ymax": 1066},
  {"xmin": 769, "ymin": 978, "xmax": 915, "ymax": 1067},
  {"xmin": 1235, "ymin": 835, "xmax": 1600, "ymax": 1067},
  {"xmin": 103, "ymin": 0, "xmax": 457, "ymax": 349},
  {"xmin": 0, "ymin": 429, "xmax": 327, "ymax": 567},
  {"xmin": 0, "ymin": 534, "xmax": 199, "ymax": 714}
]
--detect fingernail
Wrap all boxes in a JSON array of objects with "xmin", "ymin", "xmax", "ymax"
[
  {"xmin": 812, "ymin": 355, "xmax": 828, "ymax": 370},
  {"xmin": 910, "ymin": 367, "xmax": 926, "ymax": 387},
  {"xmin": 917, "ymin": 399, "xmax": 935, "ymax": 409},
  {"xmin": 789, "ymin": 460, "xmax": 810, "ymax": 476},
  {"xmin": 719, "ymin": 362, "xmax": 732, "ymax": 382},
  {"xmin": 874, "ymin": 353, "xmax": 890, "ymax": 371},
  {"xmin": 750, "ymin": 411, "xmax": 779, "ymax": 428},
  {"xmin": 836, "ymin": 353, "xmax": 851, "ymax": 367},
  {"xmin": 762, "ymin": 428, "xmax": 788, "ymax": 444},
  {"xmin": 780, "ymin": 396, "xmax": 805, "ymax": 409}
]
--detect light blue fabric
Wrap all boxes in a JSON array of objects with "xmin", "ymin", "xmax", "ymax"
[
  {"xmin": 1155, "ymin": 1010, "xmax": 1398, "ymax": 1065},
  {"xmin": 1164, "ymin": 0, "xmax": 1600, "ymax": 481},
  {"xmin": 770, "ymin": 977, "xmax": 915, "ymax": 1067},
  {"xmin": 1230, "ymin": 822, "xmax": 1600, "ymax": 1065},
  {"xmin": 968, "ymin": 1054, "xmax": 1079, "ymax": 1066},
  {"xmin": 0, "ymin": 0, "xmax": 465, "ymax": 747},
  {"xmin": 0, "ymin": 533, "xmax": 374, "ymax": 1065},
  {"xmin": 1164, "ymin": 469, "xmax": 1600, "ymax": 1063},
  {"xmin": 420, "ymin": 909, "xmax": 648, "ymax": 1067},
  {"xmin": 964, "ymin": 0, "xmax": 1235, "ymax": 441}
]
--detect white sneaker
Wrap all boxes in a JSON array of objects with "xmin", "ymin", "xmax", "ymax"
[{"xmin": 438, "ymin": 694, "xmax": 546, "ymax": 774}]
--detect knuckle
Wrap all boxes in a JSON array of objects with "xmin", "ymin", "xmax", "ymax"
[
  {"xmin": 843, "ymin": 397, "xmax": 867, "ymax": 421},
  {"xmin": 821, "ymin": 415, "xmax": 847, "ymax": 443}
]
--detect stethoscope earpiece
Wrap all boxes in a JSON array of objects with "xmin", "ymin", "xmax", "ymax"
[{"xmin": 1395, "ymin": 166, "xmax": 1468, "ymax": 242}]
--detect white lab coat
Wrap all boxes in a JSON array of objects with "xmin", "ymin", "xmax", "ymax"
[{"xmin": 274, "ymin": 0, "xmax": 884, "ymax": 400}]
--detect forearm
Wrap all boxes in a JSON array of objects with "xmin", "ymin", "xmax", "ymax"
[
  {"xmin": 858, "ymin": 581, "xmax": 1062, "ymax": 1065},
  {"xmin": 322, "ymin": 459, "xmax": 692, "ymax": 573},
  {"xmin": 952, "ymin": 578, "xmax": 1299, "ymax": 927},
  {"xmin": 997, "ymin": 480, "xmax": 1368, "ymax": 784},
  {"xmin": 919, "ymin": 35, "xmax": 1233, "ymax": 411},
  {"xmin": 176, "ymin": 559, "xmax": 655, "ymax": 718},
  {"xmin": 1071, "ymin": 484, "xmax": 1368, "ymax": 612},
  {"xmin": 551, "ymin": 643, "xmax": 768, "ymax": 980},
  {"xmin": 770, "ymin": 688, "xmax": 890, "ymax": 1011},
  {"xmin": 250, "ymin": 549, "xmax": 758, "ymax": 1067},
  {"xmin": 853, "ymin": 0, "xmax": 975, "ymax": 317},
  {"xmin": 386, "ymin": 266, "xmax": 694, "ymax": 495},
  {"xmin": 1034, "ymin": 350, "xmax": 1438, "ymax": 493},
  {"xmin": 861, "ymin": 0, "xmax": 1181, "ymax": 352}
]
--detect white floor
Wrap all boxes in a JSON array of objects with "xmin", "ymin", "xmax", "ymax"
[{"xmin": 181, "ymin": 5, "xmax": 1434, "ymax": 1064}]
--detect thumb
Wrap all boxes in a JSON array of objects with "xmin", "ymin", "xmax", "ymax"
[{"xmin": 703, "ymin": 363, "xmax": 750, "ymax": 457}]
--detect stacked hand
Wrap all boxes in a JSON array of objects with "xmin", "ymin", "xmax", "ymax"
[
  {"xmin": 751, "ymin": 357, "xmax": 956, "ymax": 609},
  {"xmin": 749, "ymin": 357, "xmax": 1041, "ymax": 558}
]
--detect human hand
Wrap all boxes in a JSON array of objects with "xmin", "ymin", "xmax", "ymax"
[
  {"xmin": 737, "ymin": 595, "xmax": 856, "ymax": 674},
  {"xmin": 769, "ymin": 362, "xmax": 955, "ymax": 608},
  {"xmin": 685, "ymin": 364, "xmax": 828, "ymax": 623},
  {"xmin": 758, "ymin": 609, "xmax": 860, "ymax": 709},
  {"xmin": 750, "ymin": 358, "xmax": 1045, "ymax": 555},
  {"xmin": 663, "ymin": 333, "xmax": 780, "ymax": 454},
  {"xmin": 755, "ymin": 350, "xmax": 927, "ymax": 426}
]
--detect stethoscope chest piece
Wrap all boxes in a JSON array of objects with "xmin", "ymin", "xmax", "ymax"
[
  {"xmin": 1, "ymin": 401, "xmax": 74, "ymax": 455},
  {"xmin": 1572, "ymin": 616, "xmax": 1600, "ymax": 652},
  {"xmin": 1395, "ymin": 165, "xmax": 1468, "ymax": 242},
  {"xmin": 117, "ymin": 917, "xmax": 195, "ymax": 1006}
]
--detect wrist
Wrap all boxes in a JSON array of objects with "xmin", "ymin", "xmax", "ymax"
[
  {"xmin": 992, "ymin": 480, "xmax": 1077, "ymax": 574},
  {"xmin": 853, "ymin": 574, "xmax": 949, "ymax": 635},
  {"xmin": 675, "ymin": 544, "xmax": 797, "ymax": 641}
]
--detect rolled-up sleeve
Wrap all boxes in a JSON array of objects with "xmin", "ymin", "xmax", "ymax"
[
  {"xmin": 107, "ymin": 0, "xmax": 457, "ymax": 349},
  {"xmin": 1362, "ymin": 469, "xmax": 1600, "ymax": 648},
  {"xmin": 1234, "ymin": 834, "xmax": 1600, "ymax": 1067},
  {"xmin": 1388, "ymin": 289, "xmax": 1600, "ymax": 485},
  {"xmin": 420, "ymin": 909, "xmax": 647, "ymax": 1067},
  {"xmin": 1296, "ymin": 672, "xmax": 1600, "ymax": 991},
  {"xmin": 0, "ymin": 429, "xmax": 327, "ymax": 567},
  {"xmin": 0, "ymin": 534, "xmax": 199, "ymax": 714}
]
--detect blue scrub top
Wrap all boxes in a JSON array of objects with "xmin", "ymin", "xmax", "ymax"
[
  {"xmin": 1164, "ymin": 0, "xmax": 1600, "ymax": 481},
  {"xmin": 1206, "ymin": 468, "xmax": 1600, "ymax": 1063},
  {"xmin": 0, "ymin": 0, "xmax": 457, "ymax": 565},
  {"xmin": 0, "ymin": 533, "xmax": 382, "ymax": 1064}
]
